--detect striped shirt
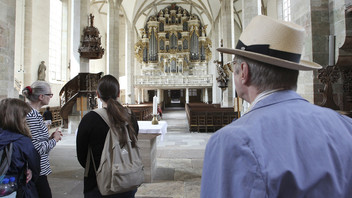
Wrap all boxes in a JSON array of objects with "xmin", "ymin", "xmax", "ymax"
[{"xmin": 26, "ymin": 108, "xmax": 57, "ymax": 176}]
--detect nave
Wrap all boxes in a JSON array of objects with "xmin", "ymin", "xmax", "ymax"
[{"xmin": 48, "ymin": 107, "xmax": 212, "ymax": 198}]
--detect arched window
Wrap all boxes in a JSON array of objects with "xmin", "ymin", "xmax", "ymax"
[
  {"xmin": 49, "ymin": 0, "xmax": 63, "ymax": 81},
  {"xmin": 283, "ymin": 0, "xmax": 291, "ymax": 21}
]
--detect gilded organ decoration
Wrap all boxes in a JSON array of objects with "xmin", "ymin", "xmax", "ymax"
[{"xmin": 135, "ymin": 4, "xmax": 212, "ymax": 77}]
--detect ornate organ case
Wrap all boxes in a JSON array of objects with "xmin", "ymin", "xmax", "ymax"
[{"xmin": 135, "ymin": 4, "xmax": 212, "ymax": 89}]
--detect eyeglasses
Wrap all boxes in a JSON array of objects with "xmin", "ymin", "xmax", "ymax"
[{"xmin": 44, "ymin": 94, "xmax": 54, "ymax": 97}]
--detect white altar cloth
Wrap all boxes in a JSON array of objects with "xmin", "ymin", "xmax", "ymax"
[{"xmin": 137, "ymin": 121, "xmax": 167, "ymax": 141}]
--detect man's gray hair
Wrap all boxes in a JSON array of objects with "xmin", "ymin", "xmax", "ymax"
[{"xmin": 234, "ymin": 55, "xmax": 299, "ymax": 92}]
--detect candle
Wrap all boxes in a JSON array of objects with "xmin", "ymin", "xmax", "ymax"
[
  {"xmin": 153, "ymin": 96, "xmax": 157, "ymax": 115},
  {"xmin": 328, "ymin": 35, "xmax": 335, "ymax": 66}
]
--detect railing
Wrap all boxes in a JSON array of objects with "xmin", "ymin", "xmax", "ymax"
[
  {"xmin": 59, "ymin": 72, "xmax": 103, "ymax": 127},
  {"xmin": 135, "ymin": 74, "xmax": 212, "ymax": 88}
]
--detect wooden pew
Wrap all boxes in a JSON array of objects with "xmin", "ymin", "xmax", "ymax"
[
  {"xmin": 39, "ymin": 106, "xmax": 62, "ymax": 128},
  {"xmin": 186, "ymin": 103, "xmax": 237, "ymax": 133},
  {"xmin": 124, "ymin": 104, "xmax": 153, "ymax": 121}
]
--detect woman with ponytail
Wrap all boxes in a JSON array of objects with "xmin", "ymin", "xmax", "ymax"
[
  {"xmin": 76, "ymin": 75, "xmax": 139, "ymax": 198},
  {"xmin": 22, "ymin": 81, "xmax": 62, "ymax": 198}
]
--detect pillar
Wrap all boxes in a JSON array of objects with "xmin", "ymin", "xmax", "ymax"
[
  {"xmin": 212, "ymin": 20, "xmax": 221, "ymax": 104},
  {"xmin": 220, "ymin": 0, "xmax": 235, "ymax": 107},
  {"xmin": 205, "ymin": 88, "xmax": 209, "ymax": 104},
  {"xmin": 70, "ymin": 0, "xmax": 89, "ymax": 78},
  {"xmin": 0, "ymin": 0, "xmax": 16, "ymax": 99},
  {"xmin": 125, "ymin": 19, "xmax": 135, "ymax": 104},
  {"xmin": 157, "ymin": 89, "xmax": 161, "ymax": 104},
  {"xmin": 137, "ymin": 88, "xmax": 141, "ymax": 104},
  {"xmin": 107, "ymin": 0, "xmax": 122, "ymax": 78},
  {"xmin": 186, "ymin": 88, "xmax": 189, "ymax": 104}
]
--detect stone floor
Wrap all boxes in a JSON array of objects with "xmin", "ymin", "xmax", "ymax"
[{"xmin": 48, "ymin": 107, "xmax": 212, "ymax": 198}]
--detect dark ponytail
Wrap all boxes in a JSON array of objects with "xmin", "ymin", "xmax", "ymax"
[{"xmin": 97, "ymin": 75, "xmax": 138, "ymax": 148}]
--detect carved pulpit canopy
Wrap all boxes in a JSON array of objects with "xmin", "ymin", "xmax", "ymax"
[{"xmin": 78, "ymin": 14, "xmax": 105, "ymax": 59}]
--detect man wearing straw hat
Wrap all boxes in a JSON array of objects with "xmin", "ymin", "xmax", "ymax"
[{"xmin": 201, "ymin": 15, "xmax": 352, "ymax": 198}]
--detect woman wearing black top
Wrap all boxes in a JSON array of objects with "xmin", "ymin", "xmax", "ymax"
[{"xmin": 76, "ymin": 75, "xmax": 139, "ymax": 198}]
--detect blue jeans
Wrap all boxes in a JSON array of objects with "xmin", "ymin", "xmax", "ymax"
[{"xmin": 84, "ymin": 187, "xmax": 137, "ymax": 198}]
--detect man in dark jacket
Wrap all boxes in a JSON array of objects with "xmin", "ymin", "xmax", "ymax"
[{"xmin": 43, "ymin": 107, "xmax": 53, "ymax": 121}]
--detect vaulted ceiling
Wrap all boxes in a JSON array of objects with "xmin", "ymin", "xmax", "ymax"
[{"xmin": 91, "ymin": 0, "xmax": 222, "ymax": 37}]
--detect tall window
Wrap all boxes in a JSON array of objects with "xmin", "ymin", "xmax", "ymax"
[
  {"xmin": 283, "ymin": 0, "xmax": 291, "ymax": 21},
  {"xmin": 49, "ymin": 0, "xmax": 62, "ymax": 81}
]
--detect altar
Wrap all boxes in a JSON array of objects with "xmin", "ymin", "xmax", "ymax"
[{"xmin": 138, "ymin": 121, "xmax": 168, "ymax": 182}]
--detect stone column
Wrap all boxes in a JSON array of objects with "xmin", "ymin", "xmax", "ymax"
[
  {"xmin": 0, "ymin": 0, "xmax": 16, "ymax": 99},
  {"xmin": 309, "ymin": 0, "xmax": 329, "ymax": 104},
  {"xmin": 157, "ymin": 89, "xmax": 161, "ymax": 104},
  {"xmin": 241, "ymin": 0, "xmax": 260, "ymax": 109},
  {"xmin": 14, "ymin": 0, "xmax": 25, "ymax": 94},
  {"xmin": 220, "ymin": 0, "xmax": 235, "ymax": 107},
  {"xmin": 70, "ymin": 0, "xmax": 90, "ymax": 77},
  {"xmin": 80, "ymin": 0, "xmax": 89, "ymax": 72},
  {"xmin": 125, "ymin": 19, "xmax": 135, "ymax": 104},
  {"xmin": 186, "ymin": 88, "xmax": 189, "ymax": 104},
  {"xmin": 212, "ymin": 20, "xmax": 221, "ymax": 104},
  {"xmin": 137, "ymin": 88, "xmax": 141, "ymax": 104},
  {"xmin": 204, "ymin": 88, "xmax": 209, "ymax": 104},
  {"xmin": 141, "ymin": 89, "xmax": 145, "ymax": 103},
  {"xmin": 107, "ymin": 0, "xmax": 122, "ymax": 78},
  {"xmin": 242, "ymin": 0, "xmax": 260, "ymax": 27}
]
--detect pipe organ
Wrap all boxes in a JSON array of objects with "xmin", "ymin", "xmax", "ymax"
[{"xmin": 135, "ymin": 4, "xmax": 212, "ymax": 80}]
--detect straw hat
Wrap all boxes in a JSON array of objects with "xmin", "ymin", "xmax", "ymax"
[{"xmin": 217, "ymin": 15, "xmax": 322, "ymax": 70}]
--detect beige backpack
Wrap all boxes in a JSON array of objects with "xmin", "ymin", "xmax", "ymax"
[{"xmin": 85, "ymin": 108, "xmax": 144, "ymax": 195}]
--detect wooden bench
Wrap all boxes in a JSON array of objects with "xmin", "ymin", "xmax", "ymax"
[
  {"xmin": 39, "ymin": 106, "xmax": 62, "ymax": 128},
  {"xmin": 124, "ymin": 104, "xmax": 154, "ymax": 121},
  {"xmin": 186, "ymin": 103, "xmax": 237, "ymax": 133}
]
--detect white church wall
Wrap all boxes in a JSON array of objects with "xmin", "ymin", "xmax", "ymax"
[
  {"xmin": 89, "ymin": 4, "xmax": 107, "ymax": 75},
  {"xmin": 25, "ymin": 0, "xmax": 50, "ymax": 85}
]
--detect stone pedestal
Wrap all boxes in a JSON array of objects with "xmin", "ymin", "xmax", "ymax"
[
  {"xmin": 138, "ymin": 133, "xmax": 160, "ymax": 183},
  {"xmin": 67, "ymin": 115, "xmax": 81, "ymax": 134}
]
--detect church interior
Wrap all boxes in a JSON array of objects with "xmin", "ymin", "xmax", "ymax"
[{"xmin": 1, "ymin": 0, "xmax": 352, "ymax": 197}]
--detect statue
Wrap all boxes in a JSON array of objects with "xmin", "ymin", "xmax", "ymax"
[
  {"xmin": 90, "ymin": 13, "xmax": 94, "ymax": 27},
  {"xmin": 38, "ymin": 61, "xmax": 46, "ymax": 81}
]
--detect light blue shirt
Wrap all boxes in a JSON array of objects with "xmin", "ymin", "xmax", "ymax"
[{"xmin": 201, "ymin": 90, "xmax": 352, "ymax": 198}]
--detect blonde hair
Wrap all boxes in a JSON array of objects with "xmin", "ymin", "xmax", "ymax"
[{"xmin": 0, "ymin": 98, "xmax": 32, "ymax": 138}]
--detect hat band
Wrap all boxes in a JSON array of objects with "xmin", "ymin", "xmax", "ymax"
[{"xmin": 236, "ymin": 40, "xmax": 301, "ymax": 63}]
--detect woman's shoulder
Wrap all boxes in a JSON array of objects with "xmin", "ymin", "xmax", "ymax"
[
  {"xmin": 11, "ymin": 134, "xmax": 35, "ymax": 150},
  {"xmin": 15, "ymin": 134, "xmax": 32, "ymax": 144},
  {"xmin": 26, "ymin": 108, "xmax": 41, "ymax": 118},
  {"xmin": 82, "ymin": 110, "xmax": 102, "ymax": 120},
  {"xmin": 80, "ymin": 110, "xmax": 106, "ymax": 126}
]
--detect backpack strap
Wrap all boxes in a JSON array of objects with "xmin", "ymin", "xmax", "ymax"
[
  {"xmin": 93, "ymin": 108, "xmax": 111, "ymax": 127},
  {"xmin": 84, "ymin": 146, "xmax": 97, "ymax": 177},
  {"xmin": 84, "ymin": 109, "xmax": 110, "ymax": 177},
  {"xmin": 0, "ymin": 143, "xmax": 13, "ymax": 181}
]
